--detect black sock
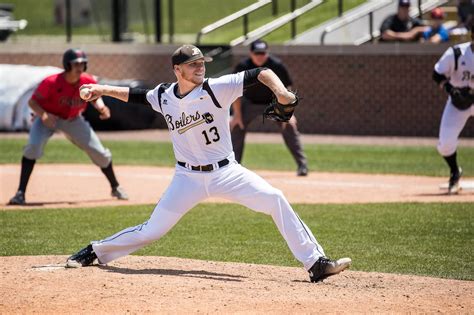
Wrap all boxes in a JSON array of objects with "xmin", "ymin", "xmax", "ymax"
[
  {"xmin": 101, "ymin": 161, "xmax": 119, "ymax": 189},
  {"xmin": 18, "ymin": 156, "xmax": 36, "ymax": 193},
  {"xmin": 443, "ymin": 152, "xmax": 459, "ymax": 174}
]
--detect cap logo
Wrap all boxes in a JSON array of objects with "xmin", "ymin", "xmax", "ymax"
[
  {"xmin": 192, "ymin": 48, "xmax": 200, "ymax": 56},
  {"xmin": 255, "ymin": 43, "xmax": 266, "ymax": 49}
]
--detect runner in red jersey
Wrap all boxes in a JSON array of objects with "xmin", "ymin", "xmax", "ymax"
[
  {"xmin": 8, "ymin": 49, "xmax": 128, "ymax": 205},
  {"xmin": 32, "ymin": 72, "xmax": 97, "ymax": 120}
]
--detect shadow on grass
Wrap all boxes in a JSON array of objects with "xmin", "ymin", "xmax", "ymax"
[
  {"xmin": 99, "ymin": 265, "xmax": 246, "ymax": 282},
  {"xmin": 3, "ymin": 198, "xmax": 113, "ymax": 208}
]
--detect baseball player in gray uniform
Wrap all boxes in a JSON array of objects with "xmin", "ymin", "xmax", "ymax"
[
  {"xmin": 66, "ymin": 45, "xmax": 351, "ymax": 282},
  {"xmin": 8, "ymin": 49, "xmax": 128, "ymax": 205},
  {"xmin": 432, "ymin": 24, "xmax": 473, "ymax": 194}
]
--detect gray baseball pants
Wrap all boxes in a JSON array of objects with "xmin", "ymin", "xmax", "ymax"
[
  {"xmin": 231, "ymin": 97, "xmax": 307, "ymax": 167},
  {"xmin": 24, "ymin": 115, "xmax": 112, "ymax": 168}
]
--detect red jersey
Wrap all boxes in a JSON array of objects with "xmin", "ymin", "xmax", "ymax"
[{"xmin": 31, "ymin": 72, "xmax": 97, "ymax": 120}]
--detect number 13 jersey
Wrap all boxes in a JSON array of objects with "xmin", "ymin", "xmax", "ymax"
[{"xmin": 146, "ymin": 72, "xmax": 245, "ymax": 165}]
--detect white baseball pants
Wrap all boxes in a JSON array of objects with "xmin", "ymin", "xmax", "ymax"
[
  {"xmin": 92, "ymin": 160, "xmax": 325, "ymax": 270},
  {"xmin": 437, "ymin": 100, "xmax": 473, "ymax": 157}
]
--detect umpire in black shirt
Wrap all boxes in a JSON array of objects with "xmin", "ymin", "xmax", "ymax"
[{"xmin": 231, "ymin": 40, "xmax": 308, "ymax": 176}]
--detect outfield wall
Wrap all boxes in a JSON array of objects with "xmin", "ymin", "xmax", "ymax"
[{"xmin": 1, "ymin": 43, "xmax": 472, "ymax": 137}]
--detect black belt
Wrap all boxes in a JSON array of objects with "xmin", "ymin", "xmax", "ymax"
[{"xmin": 177, "ymin": 158, "xmax": 229, "ymax": 172}]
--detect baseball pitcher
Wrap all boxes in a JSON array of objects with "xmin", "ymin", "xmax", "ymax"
[{"xmin": 67, "ymin": 45, "xmax": 351, "ymax": 282}]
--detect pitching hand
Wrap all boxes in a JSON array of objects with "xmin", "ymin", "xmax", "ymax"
[{"xmin": 80, "ymin": 84, "xmax": 104, "ymax": 102}]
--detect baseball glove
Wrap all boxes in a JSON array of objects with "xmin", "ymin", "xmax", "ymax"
[
  {"xmin": 445, "ymin": 83, "xmax": 474, "ymax": 110},
  {"xmin": 263, "ymin": 92, "xmax": 299, "ymax": 122}
]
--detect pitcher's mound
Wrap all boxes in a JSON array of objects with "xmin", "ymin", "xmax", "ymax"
[{"xmin": 1, "ymin": 256, "xmax": 472, "ymax": 313}]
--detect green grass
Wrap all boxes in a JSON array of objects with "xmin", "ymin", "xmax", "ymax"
[
  {"xmin": 8, "ymin": 0, "xmax": 366, "ymax": 43},
  {"xmin": 8, "ymin": 0, "xmax": 258, "ymax": 36},
  {"xmin": 0, "ymin": 203, "xmax": 472, "ymax": 280},
  {"xmin": 1, "ymin": 138, "xmax": 473, "ymax": 176}
]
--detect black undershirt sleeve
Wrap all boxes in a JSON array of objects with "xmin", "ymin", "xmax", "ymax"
[
  {"xmin": 432, "ymin": 70, "xmax": 448, "ymax": 85},
  {"xmin": 128, "ymin": 87, "xmax": 151, "ymax": 105},
  {"xmin": 243, "ymin": 67, "xmax": 267, "ymax": 89}
]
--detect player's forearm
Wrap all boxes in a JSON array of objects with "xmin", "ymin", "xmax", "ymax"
[
  {"xmin": 432, "ymin": 70, "xmax": 449, "ymax": 90},
  {"xmin": 381, "ymin": 30, "xmax": 399, "ymax": 41},
  {"xmin": 85, "ymin": 84, "xmax": 150, "ymax": 105},
  {"xmin": 429, "ymin": 34, "xmax": 442, "ymax": 44},
  {"xmin": 382, "ymin": 30, "xmax": 413, "ymax": 41},
  {"xmin": 257, "ymin": 69, "xmax": 295, "ymax": 104},
  {"xmin": 99, "ymin": 85, "xmax": 130, "ymax": 102},
  {"xmin": 232, "ymin": 98, "xmax": 242, "ymax": 117},
  {"xmin": 28, "ymin": 99, "xmax": 46, "ymax": 117},
  {"xmin": 91, "ymin": 97, "xmax": 106, "ymax": 110}
]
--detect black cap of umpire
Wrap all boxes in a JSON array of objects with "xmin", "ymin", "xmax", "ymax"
[
  {"xmin": 398, "ymin": 0, "xmax": 410, "ymax": 7},
  {"xmin": 250, "ymin": 39, "xmax": 268, "ymax": 53}
]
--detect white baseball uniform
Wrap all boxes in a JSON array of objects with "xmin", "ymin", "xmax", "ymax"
[
  {"xmin": 92, "ymin": 72, "xmax": 325, "ymax": 270},
  {"xmin": 434, "ymin": 42, "xmax": 473, "ymax": 156}
]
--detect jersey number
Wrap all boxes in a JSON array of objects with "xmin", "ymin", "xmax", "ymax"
[{"xmin": 202, "ymin": 127, "xmax": 220, "ymax": 145}]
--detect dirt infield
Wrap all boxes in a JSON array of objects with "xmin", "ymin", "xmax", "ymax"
[
  {"xmin": 1, "ymin": 163, "xmax": 473, "ymax": 209},
  {"xmin": 2, "ymin": 161, "xmax": 473, "ymax": 314},
  {"xmin": 1, "ymin": 256, "xmax": 472, "ymax": 314}
]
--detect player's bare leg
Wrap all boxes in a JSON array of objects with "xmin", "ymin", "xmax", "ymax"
[{"xmin": 59, "ymin": 117, "xmax": 128, "ymax": 200}]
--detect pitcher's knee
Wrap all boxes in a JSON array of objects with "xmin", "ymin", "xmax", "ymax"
[
  {"xmin": 262, "ymin": 188, "xmax": 286, "ymax": 208},
  {"xmin": 437, "ymin": 141, "xmax": 456, "ymax": 157},
  {"xmin": 23, "ymin": 144, "xmax": 43, "ymax": 160}
]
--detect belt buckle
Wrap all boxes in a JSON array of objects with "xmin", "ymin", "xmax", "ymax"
[{"xmin": 202, "ymin": 164, "xmax": 212, "ymax": 172}]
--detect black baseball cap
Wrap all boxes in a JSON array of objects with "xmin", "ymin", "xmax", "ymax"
[
  {"xmin": 171, "ymin": 45, "xmax": 212, "ymax": 66},
  {"xmin": 250, "ymin": 39, "xmax": 268, "ymax": 53},
  {"xmin": 398, "ymin": 0, "xmax": 410, "ymax": 7}
]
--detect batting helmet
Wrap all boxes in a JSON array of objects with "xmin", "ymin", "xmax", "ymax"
[{"xmin": 63, "ymin": 48, "xmax": 88, "ymax": 72}]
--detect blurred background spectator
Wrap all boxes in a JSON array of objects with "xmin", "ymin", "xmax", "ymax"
[
  {"xmin": 422, "ymin": 8, "xmax": 450, "ymax": 44},
  {"xmin": 380, "ymin": 0, "xmax": 427, "ymax": 43}
]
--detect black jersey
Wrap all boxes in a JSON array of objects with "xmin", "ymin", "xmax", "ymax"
[{"xmin": 234, "ymin": 55, "xmax": 292, "ymax": 104}]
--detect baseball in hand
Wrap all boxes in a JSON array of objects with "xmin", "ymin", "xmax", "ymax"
[{"xmin": 80, "ymin": 88, "xmax": 91, "ymax": 100}]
